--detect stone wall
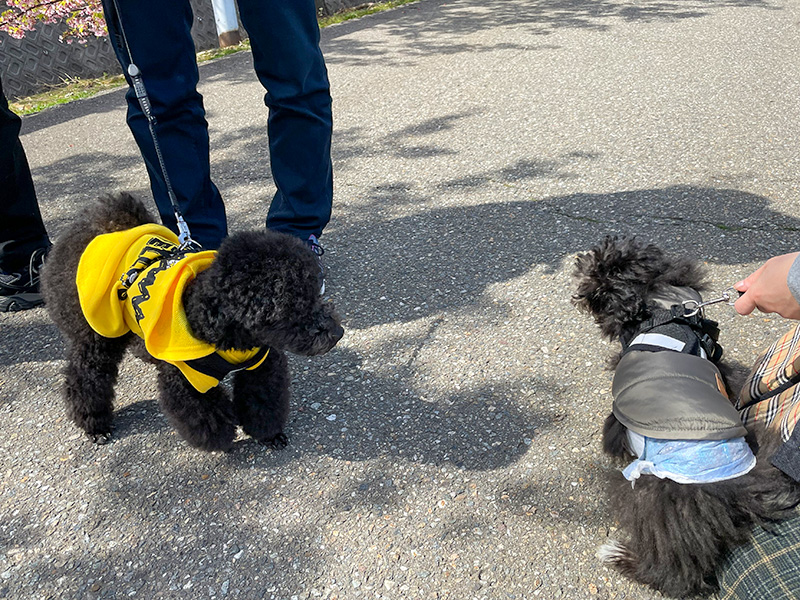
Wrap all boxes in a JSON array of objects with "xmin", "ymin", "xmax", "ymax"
[
  {"xmin": 1, "ymin": 0, "xmax": 368, "ymax": 100},
  {"xmin": 0, "ymin": 0, "xmax": 220, "ymax": 100}
]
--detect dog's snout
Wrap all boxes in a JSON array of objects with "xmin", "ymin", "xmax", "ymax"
[{"xmin": 318, "ymin": 302, "xmax": 343, "ymax": 341}]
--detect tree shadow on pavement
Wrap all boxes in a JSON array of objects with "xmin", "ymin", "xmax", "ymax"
[
  {"xmin": 0, "ymin": 320, "xmax": 62, "ymax": 366},
  {"xmin": 331, "ymin": 185, "xmax": 800, "ymax": 331},
  {"xmin": 321, "ymin": 0, "xmax": 779, "ymax": 67},
  {"xmin": 19, "ymin": 85, "xmax": 130, "ymax": 136}
]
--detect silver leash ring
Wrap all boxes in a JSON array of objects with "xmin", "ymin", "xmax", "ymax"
[
  {"xmin": 682, "ymin": 300, "xmax": 702, "ymax": 318},
  {"xmin": 720, "ymin": 286, "xmax": 738, "ymax": 306}
]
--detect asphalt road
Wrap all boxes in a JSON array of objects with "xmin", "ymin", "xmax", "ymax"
[{"xmin": 3, "ymin": 0, "xmax": 800, "ymax": 598}]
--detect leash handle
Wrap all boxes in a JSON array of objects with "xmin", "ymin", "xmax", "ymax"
[{"xmin": 128, "ymin": 65, "xmax": 156, "ymax": 125}]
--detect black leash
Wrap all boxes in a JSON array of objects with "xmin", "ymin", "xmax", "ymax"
[{"xmin": 109, "ymin": 0, "xmax": 198, "ymax": 249}]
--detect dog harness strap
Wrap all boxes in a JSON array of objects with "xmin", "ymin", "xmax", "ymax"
[
  {"xmin": 185, "ymin": 347, "xmax": 270, "ymax": 381},
  {"xmin": 699, "ymin": 318, "xmax": 723, "ymax": 362},
  {"xmin": 117, "ymin": 244, "xmax": 190, "ymax": 301},
  {"xmin": 621, "ymin": 307, "xmax": 723, "ymax": 363}
]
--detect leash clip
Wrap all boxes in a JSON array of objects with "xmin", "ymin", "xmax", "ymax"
[
  {"xmin": 682, "ymin": 287, "xmax": 739, "ymax": 318},
  {"xmin": 175, "ymin": 213, "xmax": 200, "ymax": 250}
]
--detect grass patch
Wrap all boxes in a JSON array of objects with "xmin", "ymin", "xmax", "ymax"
[
  {"xmin": 9, "ymin": 0, "xmax": 419, "ymax": 116},
  {"xmin": 10, "ymin": 73, "xmax": 126, "ymax": 115},
  {"xmin": 319, "ymin": 0, "xmax": 419, "ymax": 26},
  {"xmin": 195, "ymin": 39, "xmax": 252, "ymax": 62}
]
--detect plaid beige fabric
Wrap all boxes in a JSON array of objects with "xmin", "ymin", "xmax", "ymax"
[
  {"xmin": 737, "ymin": 325, "xmax": 800, "ymax": 442},
  {"xmin": 717, "ymin": 508, "xmax": 800, "ymax": 600},
  {"xmin": 717, "ymin": 327, "xmax": 800, "ymax": 598}
]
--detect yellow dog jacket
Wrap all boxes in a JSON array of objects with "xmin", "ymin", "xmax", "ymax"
[{"xmin": 77, "ymin": 224, "xmax": 268, "ymax": 392}]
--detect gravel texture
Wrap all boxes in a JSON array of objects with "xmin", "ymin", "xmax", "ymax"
[{"xmin": 4, "ymin": 0, "xmax": 800, "ymax": 598}]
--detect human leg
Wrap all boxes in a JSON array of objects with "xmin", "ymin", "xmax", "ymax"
[
  {"xmin": 236, "ymin": 0, "xmax": 333, "ymax": 239},
  {"xmin": 717, "ymin": 327, "xmax": 800, "ymax": 596},
  {"xmin": 100, "ymin": 0, "xmax": 227, "ymax": 249},
  {"xmin": 0, "ymin": 75, "xmax": 51, "ymax": 309}
]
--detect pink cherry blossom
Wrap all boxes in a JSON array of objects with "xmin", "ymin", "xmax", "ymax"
[{"xmin": 1, "ymin": 0, "xmax": 107, "ymax": 42}]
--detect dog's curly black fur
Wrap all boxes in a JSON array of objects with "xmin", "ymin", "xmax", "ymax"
[
  {"xmin": 41, "ymin": 192, "xmax": 344, "ymax": 451},
  {"xmin": 573, "ymin": 235, "xmax": 800, "ymax": 598}
]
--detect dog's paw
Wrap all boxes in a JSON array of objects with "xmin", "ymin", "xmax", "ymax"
[
  {"xmin": 88, "ymin": 431, "xmax": 112, "ymax": 445},
  {"xmin": 171, "ymin": 403, "xmax": 237, "ymax": 452},
  {"xmin": 258, "ymin": 432, "xmax": 288, "ymax": 449},
  {"xmin": 185, "ymin": 425, "xmax": 236, "ymax": 453}
]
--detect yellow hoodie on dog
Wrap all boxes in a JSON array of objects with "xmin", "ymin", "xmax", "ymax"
[{"xmin": 77, "ymin": 224, "xmax": 268, "ymax": 392}]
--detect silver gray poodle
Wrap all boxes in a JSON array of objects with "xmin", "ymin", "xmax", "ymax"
[{"xmin": 573, "ymin": 235, "xmax": 800, "ymax": 598}]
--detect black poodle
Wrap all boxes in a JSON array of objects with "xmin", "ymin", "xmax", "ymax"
[
  {"xmin": 573, "ymin": 235, "xmax": 800, "ymax": 598},
  {"xmin": 41, "ymin": 192, "xmax": 343, "ymax": 451}
]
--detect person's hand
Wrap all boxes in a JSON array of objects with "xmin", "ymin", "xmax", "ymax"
[{"xmin": 734, "ymin": 252, "xmax": 800, "ymax": 319}]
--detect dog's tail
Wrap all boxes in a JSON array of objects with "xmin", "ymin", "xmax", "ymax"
[
  {"xmin": 598, "ymin": 479, "xmax": 731, "ymax": 596},
  {"xmin": 88, "ymin": 192, "xmax": 156, "ymax": 233},
  {"xmin": 596, "ymin": 539, "xmax": 636, "ymax": 571},
  {"xmin": 597, "ymin": 537, "xmax": 716, "ymax": 596}
]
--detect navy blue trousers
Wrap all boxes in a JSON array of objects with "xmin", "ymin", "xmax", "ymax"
[
  {"xmin": 0, "ymin": 75, "xmax": 50, "ymax": 272},
  {"xmin": 101, "ymin": 0, "xmax": 333, "ymax": 249}
]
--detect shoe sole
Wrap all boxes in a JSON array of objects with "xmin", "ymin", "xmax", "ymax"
[{"xmin": 0, "ymin": 293, "xmax": 44, "ymax": 312}]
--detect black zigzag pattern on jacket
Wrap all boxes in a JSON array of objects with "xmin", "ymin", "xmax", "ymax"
[{"xmin": 130, "ymin": 245, "xmax": 193, "ymax": 323}]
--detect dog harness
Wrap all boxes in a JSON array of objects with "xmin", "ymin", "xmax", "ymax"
[
  {"xmin": 77, "ymin": 224, "xmax": 269, "ymax": 392},
  {"xmin": 612, "ymin": 285, "xmax": 755, "ymax": 484}
]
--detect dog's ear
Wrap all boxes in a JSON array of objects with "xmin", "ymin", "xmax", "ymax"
[
  {"xmin": 572, "ymin": 236, "xmax": 652, "ymax": 340},
  {"xmin": 183, "ymin": 230, "xmax": 321, "ymax": 348}
]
